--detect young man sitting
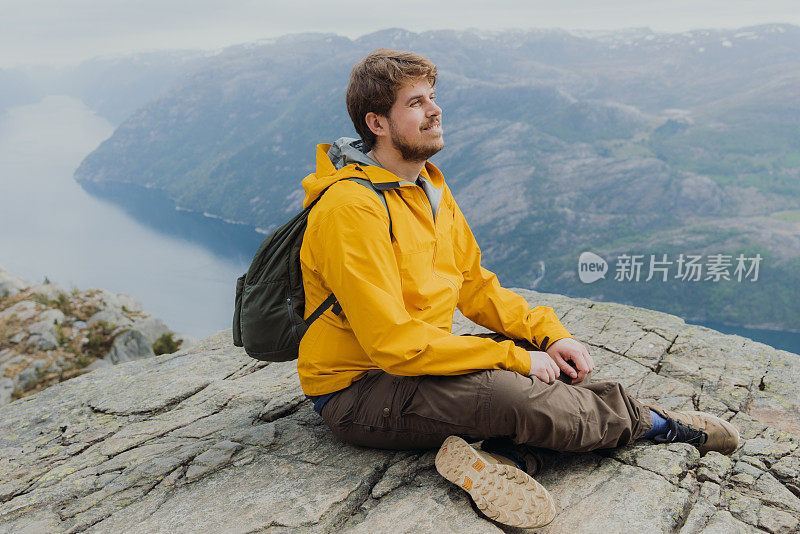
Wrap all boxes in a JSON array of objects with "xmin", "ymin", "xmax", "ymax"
[{"xmin": 297, "ymin": 48, "xmax": 739, "ymax": 529}]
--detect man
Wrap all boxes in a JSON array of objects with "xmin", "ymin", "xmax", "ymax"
[{"xmin": 297, "ymin": 49, "xmax": 739, "ymax": 529}]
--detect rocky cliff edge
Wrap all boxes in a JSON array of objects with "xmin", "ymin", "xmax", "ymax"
[
  {"xmin": 0, "ymin": 266, "xmax": 195, "ymax": 406},
  {"xmin": 1, "ymin": 289, "xmax": 798, "ymax": 533}
]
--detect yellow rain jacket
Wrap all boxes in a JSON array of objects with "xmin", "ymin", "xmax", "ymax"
[{"xmin": 298, "ymin": 140, "xmax": 573, "ymax": 396}]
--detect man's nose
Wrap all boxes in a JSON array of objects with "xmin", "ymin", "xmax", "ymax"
[{"xmin": 426, "ymin": 100, "xmax": 441, "ymax": 116}]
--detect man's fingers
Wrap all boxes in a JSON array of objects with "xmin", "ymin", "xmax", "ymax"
[
  {"xmin": 549, "ymin": 360, "xmax": 559, "ymax": 383},
  {"xmin": 552, "ymin": 352, "xmax": 577, "ymax": 378},
  {"xmin": 586, "ymin": 350, "xmax": 595, "ymax": 372},
  {"xmin": 574, "ymin": 351, "xmax": 590, "ymax": 373},
  {"xmin": 568, "ymin": 352, "xmax": 591, "ymax": 383},
  {"xmin": 531, "ymin": 363, "xmax": 547, "ymax": 383}
]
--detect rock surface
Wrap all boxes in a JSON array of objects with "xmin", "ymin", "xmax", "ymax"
[
  {"xmin": 0, "ymin": 266, "xmax": 195, "ymax": 406},
  {"xmin": 0, "ymin": 269, "xmax": 29, "ymax": 298},
  {"xmin": 1, "ymin": 288, "xmax": 799, "ymax": 533}
]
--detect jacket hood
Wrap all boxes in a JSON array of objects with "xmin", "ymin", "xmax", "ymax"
[
  {"xmin": 301, "ymin": 137, "xmax": 444, "ymax": 209},
  {"xmin": 326, "ymin": 137, "xmax": 378, "ymax": 170}
]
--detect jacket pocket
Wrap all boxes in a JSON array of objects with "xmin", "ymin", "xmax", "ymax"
[
  {"xmin": 350, "ymin": 370, "xmax": 390, "ymax": 430},
  {"xmin": 396, "ymin": 249, "xmax": 431, "ymax": 312},
  {"xmin": 400, "ymin": 374, "xmax": 482, "ymax": 430}
]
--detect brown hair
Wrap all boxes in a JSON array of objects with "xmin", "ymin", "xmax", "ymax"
[{"xmin": 346, "ymin": 48, "xmax": 437, "ymax": 149}]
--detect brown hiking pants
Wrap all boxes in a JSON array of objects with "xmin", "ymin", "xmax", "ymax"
[{"xmin": 320, "ymin": 333, "xmax": 654, "ymax": 452}]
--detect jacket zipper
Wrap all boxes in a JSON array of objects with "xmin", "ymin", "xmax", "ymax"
[{"xmin": 286, "ymin": 297, "xmax": 299, "ymax": 343}]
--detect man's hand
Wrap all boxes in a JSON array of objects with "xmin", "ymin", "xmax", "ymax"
[
  {"xmin": 527, "ymin": 351, "xmax": 561, "ymax": 383},
  {"xmin": 546, "ymin": 338, "xmax": 594, "ymax": 384}
]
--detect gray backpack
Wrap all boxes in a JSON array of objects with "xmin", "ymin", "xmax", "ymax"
[{"xmin": 232, "ymin": 176, "xmax": 397, "ymax": 361}]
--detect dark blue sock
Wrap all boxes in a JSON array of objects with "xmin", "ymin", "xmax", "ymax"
[
  {"xmin": 481, "ymin": 440, "xmax": 525, "ymax": 470},
  {"xmin": 641, "ymin": 409, "xmax": 669, "ymax": 440}
]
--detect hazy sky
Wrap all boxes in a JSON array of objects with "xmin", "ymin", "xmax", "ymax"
[{"xmin": 2, "ymin": 0, "xmax": 799, "ymax": 68}]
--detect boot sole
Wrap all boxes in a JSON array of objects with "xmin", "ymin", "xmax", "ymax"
[
  {"xmin": 685, "ymin": 411, "xmax": 740, "ymax": 455},
  {"xmin": 435, "ymin": 435, "xmax": 556, "ymax": 528}
]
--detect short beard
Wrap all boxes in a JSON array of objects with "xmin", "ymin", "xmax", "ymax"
[{"xmin": 387, "ymin": 117, "xmax": 444, "ymax": 163}]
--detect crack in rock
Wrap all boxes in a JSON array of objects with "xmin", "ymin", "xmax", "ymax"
[
  {"xmin": 655, "ymin": 336, "xmax": 678, "ymax": 375},
  {"xmin": 324, "ymin": 456, "xmax": 397, "ymax": 531},
  {"xmin": 258, "ymin": 394, "xmax": 306, "ymax": 423},
  {"xmin": 87, "ymin": 382, "xmax": 211, "ymax": 417}
]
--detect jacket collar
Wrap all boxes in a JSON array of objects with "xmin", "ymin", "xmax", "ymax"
[{"xmin": 321, "ymin": 137, "xmax": 443, "ymax": 189}]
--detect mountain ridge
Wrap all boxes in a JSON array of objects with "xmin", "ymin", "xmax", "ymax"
[{"xmin": 71, "ymin": 25, "xmax": 800, "ymax": 330}]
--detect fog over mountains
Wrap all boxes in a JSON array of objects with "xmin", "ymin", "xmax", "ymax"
[
  {"xmin": 0, "ymin": 51, "xmax": 207, "ymax": 124},
  {"xmin": 8, "ymin": 25, "xmax": 799, "ymax": 330}
]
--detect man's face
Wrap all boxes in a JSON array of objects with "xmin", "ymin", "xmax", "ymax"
[{"xmin": 384, "ymin": 77, "xmax": 443, "ymax": 162}]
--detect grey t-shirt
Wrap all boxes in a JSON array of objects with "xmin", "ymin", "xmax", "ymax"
[{"xmin": 415, "ymin": 173, "xmax": 443, "ymax": 223}]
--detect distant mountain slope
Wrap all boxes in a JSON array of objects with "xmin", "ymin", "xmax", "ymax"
[
  {"xmin": 74, "ymin": 25, "xmax": 800, "ymax": 331},
  {"xmin": 3, "ymin": 50, "xmax": 208, "ymax": 125}
]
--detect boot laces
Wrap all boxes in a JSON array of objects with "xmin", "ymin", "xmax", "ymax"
[{"xmin": 653, "ymin": 417, "xmax": 708, "ymax": 446}]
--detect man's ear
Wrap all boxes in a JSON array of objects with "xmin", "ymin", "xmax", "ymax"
[{"xmin": 365, "ymin": 112, "xmax": 387, "ymax": 138}]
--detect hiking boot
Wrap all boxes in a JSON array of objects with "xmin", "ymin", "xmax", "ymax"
[
  {"xmin": 480, "ymin": 437, "xmax": 544, "ymax": 477},
  {"xmin": 435, "ymin": 435, "xmax": 556, "ymax": 529},
  {"xmin": 647, "ymin": 405, "xmax": 740, "ymax": 456}
]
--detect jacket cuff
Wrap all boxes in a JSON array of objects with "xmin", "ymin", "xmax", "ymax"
[
  {"xmin": 535, "ymin": 322, "xmax": 573, "ymax": 352},
  {"xmin": 510, "ymin": 345, "xmax": 532, "ymax": 376}
]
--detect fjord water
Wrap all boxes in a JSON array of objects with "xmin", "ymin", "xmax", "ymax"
[
  {"xmin": 0, "ymin": 95, "xmax": 262, "ymax": 339},
  {"xmin": 1, "ymin": 95, "xmax": 798, "ymax": 354}
]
